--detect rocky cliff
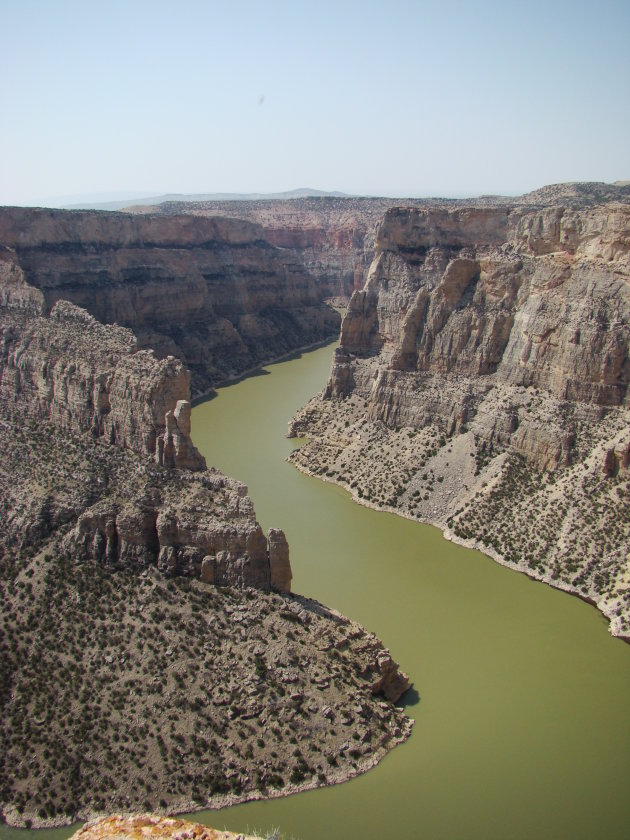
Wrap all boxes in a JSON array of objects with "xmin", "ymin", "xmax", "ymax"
[
  {"xmin": 128, "ymin": 183, "xmax": 630, "ymax": 299},
  {"xmin": 289, "ymin": 188, "xmax": 630, "ymax": 638},
  {"xmin": 0, "ymin": 207, "xmax": 340, "ymax": 397},
  {"xmin": 128, "ymin": 197, "xmax": 433, "ymax": 299},
  {"xmin": 0, "ymin": 267, "xmax": 411, "ymax": 828},
  {"xmin": 0, "ymin": 256, "xmax": 288, "ymax": 588}
]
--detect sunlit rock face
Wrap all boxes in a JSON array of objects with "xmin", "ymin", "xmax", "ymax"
[
  {"xmin": 288, "ymin": 185, "xmax": 630, "ymax": 638},
  {"xmin": 69, "ymin": 815, "xmax": 261, "ymax": 840},
  {"xmin": 328, "ymin": 200, "xmax": 630, "ymax": 466}
]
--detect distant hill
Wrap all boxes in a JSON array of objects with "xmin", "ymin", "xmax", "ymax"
[
  {"xmin": 516, "ymin": 181, "xmax": 630, "ymax": 207},
  {"xmin": 37, "ymin": 181, "xmax": 630, "ymax": 212},
  {"xmin": 64, "ymin": 188, "xmax": 351, "ymax": 211}
]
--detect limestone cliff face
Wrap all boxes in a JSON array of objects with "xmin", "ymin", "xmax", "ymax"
[
  {"xmin": 289, "ymin": 190, "xmax": 630, "ymax": 637},
  {"xmin": 0, "ymin": 254, "xmax": 205, "ymax": 468},
  {"xmin": 0, "ymin": 272, "xmax": 289, "ymax": 592},
  {"xmin": 328, "ymin": 203, "xmax": 630, "ymax": 460},
  {"xmin": 0, "ymin": 207, "xmax": 340, "ymax": 396},
  {"xmin": 129, "ymin": 196, "xmax": 433, "ymax": 298}
]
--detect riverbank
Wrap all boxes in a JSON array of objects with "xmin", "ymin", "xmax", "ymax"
[
  {"xmin": 0, "ymin": 552, "xmax": 412, "ymax": 832},
  {"xmin": 3, "ymin": 714, "xmax": 411, "ymax": 831},
  {"xmin": 289, "ymin": 454, "xmax": 629, "ymax": 642},
  {"xmin": 287, "ymin": 389, "xmax": 630, "ymax": 641},
  {"xmin": 187, "ymin": 339, "xmax": 630, "ymax": 840}
]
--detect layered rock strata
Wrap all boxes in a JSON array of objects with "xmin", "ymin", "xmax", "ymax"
[
  {"xmin": 129, "ymin": 197, "xmax": 411, "ymax": 298},
  {"xmin": 0, "ymin": 207, "xmax": 340, "ymax": 396},
  {"xmin": 0, "ymin": 265, "xmax": 287, "ymax": 588},
  {"xmin": 289, "ymin": 192, "xmax": 630, "ymax": 637},
  {"xmin": 0, "ymin": 271, "xmax": 411, "ymax": 828},
  {"xmin": 129, "ymin": 182, "xmax": 630, "ymax": 298}
]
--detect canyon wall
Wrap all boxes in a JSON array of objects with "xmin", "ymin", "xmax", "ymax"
[
  {"xmin": 0, "ymin": 260, "xmax": 289, "ymax": 591},
  {"xmin": 128, "ymin": 183, "xmax": 630, "ymax": 299},
  {"xmin": 128, "ymin": 197, "xmax": 426, "ymax": 298},
  {"xmin": 0, "ymin": 207, "xmax": 340, "ymax": 396},
  {"xmin": 0, "ymin": 244, "xmax": 412, "ymax": 829},
  {"xmin": 332, "ymin": 203, "xmax": 629, "ymax": 422},
  {"xmin": 289, "ymin": 190, "xmax": 630, "ymax": 637}
]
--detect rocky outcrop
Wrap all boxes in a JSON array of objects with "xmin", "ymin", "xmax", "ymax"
[
  {"xmin": 0, "ymin": 269, "xmax": 412, "ymax": 829},
  {"xmin": 289, "ymin": 188, "xmax": 630, "ymax": 638},
  {"xmin": 0, "ymin": 277, "xmax": 290, "ymax": 591},
  {"xmin": 268, "ymin": 527, "xmax": 292, "ymax": 593},
  {"xmin": 70, "ymin": 815, "xmax": 260, "ymax": 840},
  {"xmin": 368, "ymin": 652, "xmax": 411, "ymax": 702},
  {"xmin": 0, "ymin": 207, "xmax": 340, "ymax": 396}
]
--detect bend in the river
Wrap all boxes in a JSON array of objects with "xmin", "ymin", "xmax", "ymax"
[
  {"xmin": 3, "ymin": 340, "xmax": 628, "ymax": 840},
  {"xmin": 189, "ymin": 340, "xmax": 630, "ymax": 840}
]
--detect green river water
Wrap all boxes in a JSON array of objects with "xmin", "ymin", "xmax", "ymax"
[{"xmin": 3, "ymin": 340, "xmax": 629, "ymax": 840}]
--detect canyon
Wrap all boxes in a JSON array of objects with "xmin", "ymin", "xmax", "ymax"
[
  {"xmin": 128, "ymin": 181, "xmax": 630, "ymax": 298},
  {"xmin": 288, "ymin": 184, "xmax": 630, "ymax": 637},
  {"xmin": 0, "ymin": 207, "xmax": 340, "ymax": 397},
  {"xmin": 0, "ymin": 245, "xmax": 410, "ymax": 828},
  {"xmin": 1, "ymin": 181, "xmax": 629, "ymax": 833}
]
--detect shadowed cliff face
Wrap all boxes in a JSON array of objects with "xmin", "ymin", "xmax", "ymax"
[{"xmin": 0, "ymin": 207, "xmax": 340, "ymax": 397}]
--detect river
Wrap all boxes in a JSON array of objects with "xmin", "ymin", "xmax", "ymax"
[
  {"xmin": 2, "ymin": 340, "xmax": 628, "ymax": 840},
  {"xmin": 190, "ymin": 340, "xmax": 630, "ymax": 840}
]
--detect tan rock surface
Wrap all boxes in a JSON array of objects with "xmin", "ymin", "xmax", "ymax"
[
  {"xmin": 288, "ymin": 187, "xmax": 630, "ymax": 638},
  {"xmin": 70, "ymin": 815, "xmax": 259, "ymax": 840}
]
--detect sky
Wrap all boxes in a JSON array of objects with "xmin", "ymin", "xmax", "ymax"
[{"xmin": 1, "ymin": 0, "xmax": 629, "ymax": 205}]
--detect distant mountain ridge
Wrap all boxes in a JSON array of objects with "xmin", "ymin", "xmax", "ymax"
[
  {"xmin": 63, "ymin": 187, "xmax": 351, "ymax": 211},
  {"xmin": 23, "ymin": 180, "xmax": 629, "ymax": 211}
]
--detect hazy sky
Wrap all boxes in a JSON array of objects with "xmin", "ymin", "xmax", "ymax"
[{"xmin": 1, "ymin": 0, "xmax": 629, "ymax": 205}]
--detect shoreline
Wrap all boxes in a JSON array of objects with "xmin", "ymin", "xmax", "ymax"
[
  {"xmin": 3, "ymin": 331, "xmax": 420, "ymax": 835},
  {"xmin": 1, "ymin": 719, "xmax": 412, "ymax": 831},
  {"xmin": 191, "ymin": 336, "xmax": 340, "ymax": 407},
  {"xmin": 288, "ymin": 457, "xmax": 630, "ymax": 645}
]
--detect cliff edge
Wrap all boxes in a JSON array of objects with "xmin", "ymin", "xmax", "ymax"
[{"xmin": 289, "ymin": 193, "xmax": 630, "ymax": 638}]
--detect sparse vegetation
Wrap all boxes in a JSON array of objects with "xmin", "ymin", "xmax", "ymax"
[{"xmin": 289, "ymin": 368, "xmax": 630, "ymax": 637}]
